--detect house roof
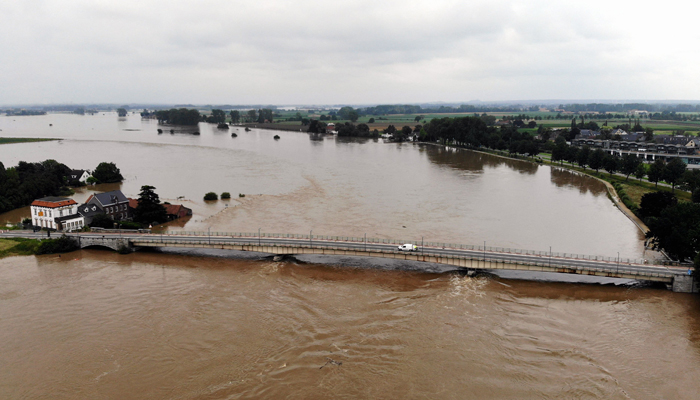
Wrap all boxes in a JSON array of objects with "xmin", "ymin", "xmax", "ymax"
[
  {"xmin": 31, "ymin": 197, "xmax": 77, "ymax": 208},
  {"xmin": 77, "ymin": 203, "xmax": 104, "ymax": 217},
  {"xmin": 88, "ymin": 190, "xmax": 128, "ymax": 206},
  {"xmin": 55, "ymin": 213, "xmax": 83, "ymax": 222},
  {"xmin": 164, "ymin": 204, "xmax": 192, "ymax": 215},
  {"xmin": 128, "ymin": 198, "xmax": 139, "ymax": 209}
]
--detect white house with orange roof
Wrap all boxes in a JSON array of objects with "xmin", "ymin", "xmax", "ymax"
[{"xmin": 30, "ymin": 197, "xmax": 79, "ymax": 230}]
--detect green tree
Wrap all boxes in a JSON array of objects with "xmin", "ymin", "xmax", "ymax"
[
  {"xmin": 246, "ymin": 109, "xmax": 257, "ymax": 123},
  {"xmin": 230, "ymin": 110, "xmax": 240, "ymax": 123},
  {"xmin": 155, "ymin": 108, "xmax": 200, "ymax": 125},
  {"xmin": 662, "ymin": 158, "xmax": 687, "ymax": 192},
  {"xmin": 620, "ymin": 153, "xmax": 641, "ymax": 180},
  {"xmin": 208, "ymin": 109, "xmax": 226, "ymax": 124},
  {"xmin": 634, "ymin": 163, "xmax": 646, "ymax": 181},
  {"xmin": 588, "ymin": 149, "xmax": 605, "ymax": 172},
  {"xmin": 134, "ymin": 185, "xmax": 168, "ymax": 224},
  {"xmin": 680, "ymin": 169, "xmax": 700, "ymax": 193},
  {"xmin": 603, "ymin": 155, "xmax": 619, "ymax": 176},
  {"xmin": 647, "ymin": 159, "xmax": 665, "ymax": 187},
  {"xmin": 221, "ymin": 192, "xmax": 231, "ymax": 199},
  {"xmin": 338, "ymin": 106, "xmax": 356, "ymax": 120},
  {"xmin": 577, "ymin": 146, "xmax": 591, "ymax": 169},
  {"xmin": 639, "ymin": 191, "xmax": 677, "ymax": 219},
  {"xmin": 117, "ymin": 108, "xmax": 128, "ymax": 117},
  {"xmin": 92, "ymin": 162, "xmax": 123, "ymax": 183},
  {"xmin": 646, "ymin": 202, "xmax": 700, "ymax": 262},
  {"xmin": 204, "ymin": 192, "xmax": 218, "ymax": 201},
  {"xmin": 551, "ymin": 142, "xmax": 567, "ymax": 165},
  {"xmin": 90, "ymin": 213, "xmax": 115, "ymax": 228},
  {"xmin": 368, "ymin": 118, "xmax": 375, "ymax": 123},
  {"xmin": 644, "ymin": 128, "xmax": 654, "ymax": 142}
]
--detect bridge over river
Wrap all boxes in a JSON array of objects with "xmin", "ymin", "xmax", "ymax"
[{"xmin": 2, "ymin": 230, "xmax": 697, "ymax": 293}]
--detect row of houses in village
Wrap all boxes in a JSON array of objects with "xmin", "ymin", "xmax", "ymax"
[
  {"xmin": 570, "ymin": 137, "xmax": 700, "ymax": 155},
  {"xmin": 30, "ymin": 190, "xmax": 191, "ymax": 231}
]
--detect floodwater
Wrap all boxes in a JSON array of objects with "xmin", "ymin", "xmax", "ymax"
[
  {"xmin": 0, "ymin": 113, "xmax": 645, "ymax": 258},
  {"xmin": 1, "ymin": 251, "xmax": 699, "ymax": 399},
  {"xmin": 1, "ymin": 113, "xmax": 698, "ymax": 399}
]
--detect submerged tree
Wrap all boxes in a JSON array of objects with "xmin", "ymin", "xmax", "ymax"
[
  {"xmin": 134, "ymin": 185, "xmax": 168, "ymax": 224},
  {"xmin": 92, "ymin": 162, "xmax": 123, "ymax": 183}
]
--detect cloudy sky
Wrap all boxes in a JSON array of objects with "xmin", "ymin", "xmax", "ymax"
[{"xmin": 1, "ymin": 0, "xmax": 698, "ymax": 105}]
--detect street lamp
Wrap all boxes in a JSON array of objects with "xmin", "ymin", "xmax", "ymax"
[
  {"xmin": 421, "ymin": 236, "xmax": 424, "ymax": 256},
  {"xmin": 364, "ymin": 233, "xmax": 367, "ymax": 252},
  {"xmin": 483, "ymin": 240, "xmax": 486, "ymax": 264},
  {"xmin": 310, "ymin": 230, "xmax": 312, "ymax": 247},
  {"xmin": 617, "ymin": 252, "xmax": 620, "ymax": 274},
  {"xmin": 208, "ymin": 227, "xmax": 211, "ymax": 245},
  {"xmin": 258, "ymin": 228, "xmax": 261, "ymax": 246},
  {"xmin": 549, "ymin": 246, "xmax": 552, "ymax": 268}
]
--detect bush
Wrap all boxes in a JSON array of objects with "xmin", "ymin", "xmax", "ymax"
[
  {"xmin": 90, "ymin": 213, "xmax": 114, "ymax": 229},
  {"xmin": 204, "ymin": 192, "xmax": 218, "ymax": 201},
  {"xmin": 117, "ymin": 221, "xmax": 141, "ymax": 229},
  {"xmin": 36, "ymin": 235, "xmax": 79, "ymax": 255},
  {"xmin": 92, "ymin": 162, "xmax": 124, "ymax": 183},
  {"xmin": 221, "ymin": 192, "xmax": 231, "ymax": 199},
  {"xmin": 239, "ymin": 193, "xmax": 245, "ymax": 198}
]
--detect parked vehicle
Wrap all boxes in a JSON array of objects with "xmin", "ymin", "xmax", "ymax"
[{"xmin": 398, "ymin": 243, "xmax": 418, "ymax": 252}]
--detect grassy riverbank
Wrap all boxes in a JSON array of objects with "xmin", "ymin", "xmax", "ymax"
[
  {"xmin": 464, "ymin": 146, "xmax": 694, "ymax": 236},
  {"xmin": 0, "ymin": 238, "xmax": 40, "ymax": 257},
  {"xmin": 0, "ymin": 138, "xmax": 60, "ymax": 145},
  {"xmin": 0, "ymin": 236, "xmax": 79, "ymax": 258}
]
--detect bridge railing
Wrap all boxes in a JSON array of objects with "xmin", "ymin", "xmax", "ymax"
[
  {"xmin": 135, "ymin": 237, "xmax": 674, "ymax": 279},
  {"xmin": 161, "ymin": 230, "xmax": 650, "ymax": 266}
]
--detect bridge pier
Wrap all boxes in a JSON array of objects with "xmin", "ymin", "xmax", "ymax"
[
  {"xmin": 672, "ymin": 274, "xmax": 698, "ymax": 293},
  {"xmin": 77, "ymin": 236, "xmax": 133, "ymax": 252}
]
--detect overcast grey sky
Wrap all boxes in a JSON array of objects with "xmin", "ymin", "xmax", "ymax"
[{"xmin": 1, "ymin": 0, "xmax": 698, "ymax": 105}]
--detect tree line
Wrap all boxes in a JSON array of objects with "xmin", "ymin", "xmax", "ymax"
[{"xmin": 0, "ymin": 160, "xmax": 124, "ymax": 214}]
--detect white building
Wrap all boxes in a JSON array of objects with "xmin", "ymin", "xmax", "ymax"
[
  {"xmin": 30, "ymin": 197, "xmax": 78, "ymax": 230},
  {"xmin": 67, "ymin": 169, "xmax": 91, "ymax": 184}
]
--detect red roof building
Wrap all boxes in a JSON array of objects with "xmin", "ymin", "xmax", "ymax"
[{"xmin": 30, "ymin": 197, "xmax": 79, "ymax": 230}]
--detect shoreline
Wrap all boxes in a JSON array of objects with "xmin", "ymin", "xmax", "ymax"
[{"xmin": 422, "ymin": 142, "xmax": 651, "ymax": 235}]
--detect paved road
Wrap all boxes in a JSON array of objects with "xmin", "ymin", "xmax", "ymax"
[{"xmin": 2, "ymin": 230, "xmax": 691, "ymax": 279}]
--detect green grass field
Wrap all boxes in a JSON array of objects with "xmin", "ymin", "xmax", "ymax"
[
  {"xmin": 0, "ymin": 238, "xmax": 40, "ymax": 258},
  {"xmin": 271, "ymin": 110, "xmax": 700, "ymax": 135},
  {"xmin": 0, "ymin": 138, "xmax": 60, "ymax": 145}
]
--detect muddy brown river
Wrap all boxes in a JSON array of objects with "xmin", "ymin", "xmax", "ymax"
[{"xmin": 1, "ymin": 113, "xmax": 698, "ymax": 398}]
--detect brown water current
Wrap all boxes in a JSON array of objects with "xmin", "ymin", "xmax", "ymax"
[
  {"xmin": 1, "ymin": 252, "xmax": 699, "ymax": 399},
  {"xmin": 1, "ymin": 113, "xmax": 698, "ymax": 398}
]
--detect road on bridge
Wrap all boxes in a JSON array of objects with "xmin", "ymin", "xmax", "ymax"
[{"xmin": 1, "ymin": 230, "xmax": 692, "ymax": 280}]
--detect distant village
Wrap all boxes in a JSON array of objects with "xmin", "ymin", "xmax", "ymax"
[
  {"xmin": 30, "ymin": 169, "xmax": 191, "ymax": 232},
  {"xmin": 566, "ymin": 130, "xmax": 700, "ymax": 167}
]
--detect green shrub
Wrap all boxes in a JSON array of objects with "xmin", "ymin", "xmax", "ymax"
[
  {"xmin": 117, "ymin": 221, "xmax": 141, "ymax": 229},
  {"xmin": 239, "ymin": 193, "xmax": 245, "ymax": 198},
  {"xmin": 221, "ymin": 192, "xmax": 231, "ymax": 199},
  {"xmin": 36, "ymin": 235, "xmax": 79, "ymax": 255},
  {"xmin": 204, "ymin": 192, "xmax": 218, "ymax": 201}
]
